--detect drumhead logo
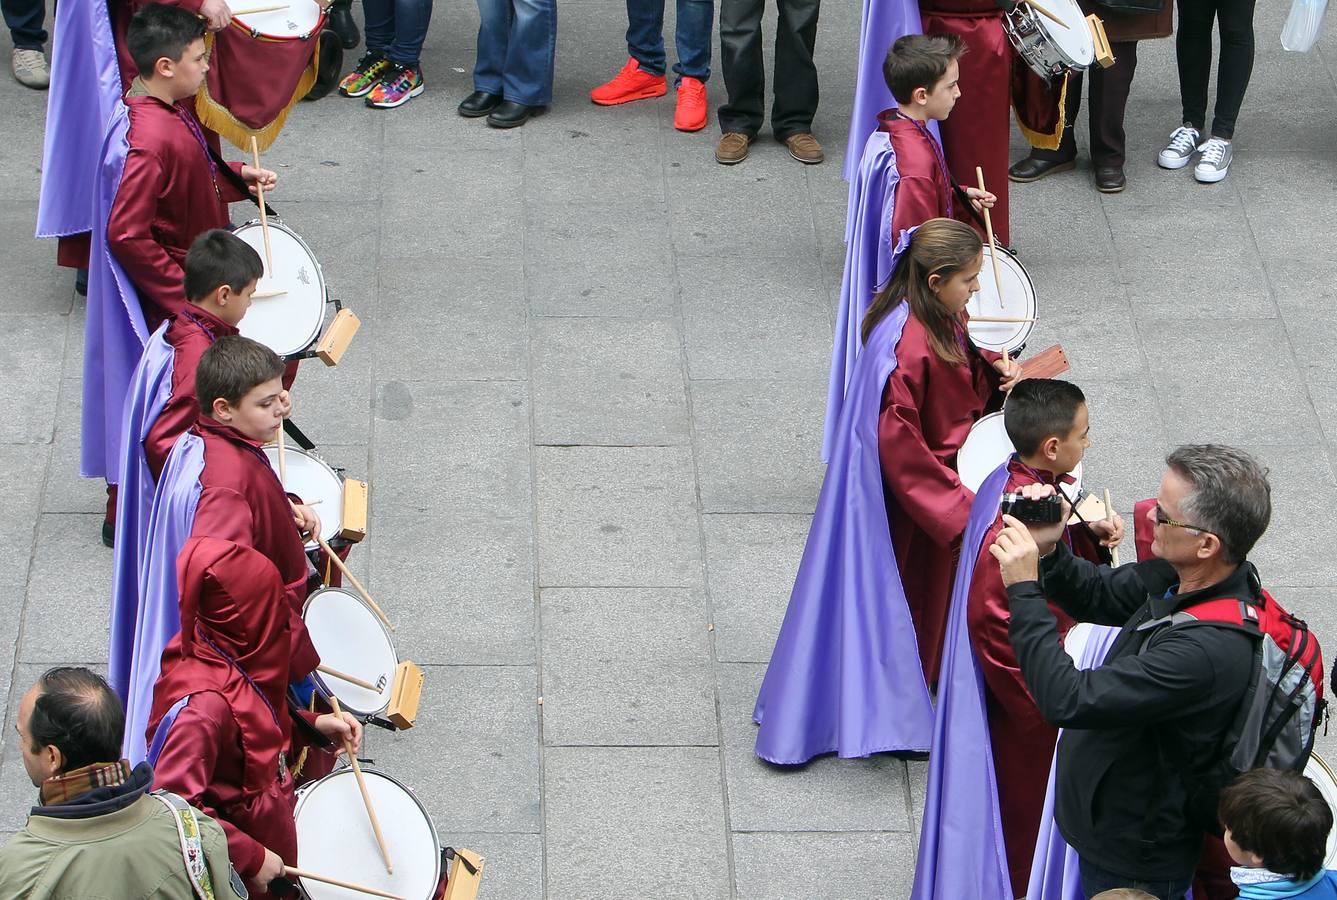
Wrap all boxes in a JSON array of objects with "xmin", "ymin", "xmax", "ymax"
[{"xmin": 298, "ymin": 267, "xmax": 310, "ymax": 285}]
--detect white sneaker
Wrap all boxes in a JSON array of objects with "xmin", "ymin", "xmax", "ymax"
[
  {"xmin": 1157, "ymin": 125, "xmax": 1201, "ymax": 170},
  {"xmin": 1194, "ymin": 137, "xmax": 1233, "ymax": 184},
  {"xmin": 11, "ymin": 48, "xmax": 50, "ymax": 89}
]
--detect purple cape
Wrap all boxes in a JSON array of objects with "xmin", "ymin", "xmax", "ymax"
[
  {"xmin": 912, "ymin": 459, "xmax": 1013, "ymax": 900},
  {"xmin": 83, "ymin": 101, "xmax": 150, "ymax": 482},
  {"xmin": 36, "ymin": 0, "xmax": 121, "ymax": 240},
  {"xmin": 754, "ymin": 230, "xmax": 934, "ymax": 765},
  {"xmin": 843, "ymin": 0, "xmax": 929, "ymax": 182},
  {"xmin": 824, "ymin": 131, "xmax": 902, "ymax": 463},
  {"xmin": 119, "ymin": 431, "xmax": 204, "ymax": 763},
  {"xmin": 108, "ymin": 325, "xmax": 174, "ymax": 712},
  {"xmin": 1025, "ymin": 624, "xmax": 1121, "ymax": 900}
]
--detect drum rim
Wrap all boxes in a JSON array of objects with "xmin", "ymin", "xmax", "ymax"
[
  {"xmin": 302, "ymin": 585, "xmax": 400, "ymax": 717},
  {"xmin": 1306, "ymin": 752, "xmax": 1337, "ymax": 866},
  {"xmin": 1004, "ymin": 0, "xmax": 1094, "ymax": 73},
  {"xmin": 233, "ymin": 219, "xmax": 327, "ymax": 357},
  {"xmin": 1040, "ymin": 0, "xmax": 1096, "ymax": 65},
  {"xmin": 293, "ymin": 766, "xmax": 442, "ymax": 892},
  {"xmin": 229, "ymin": 0, "xmax": 327, "ymax": 40},
  {"xmin": 968, "ymin": 245, "xmax": 1038, "ymax": 353},
  {"xmin": 261, "ymin": 445, "xmax": 343, "ymax": 548}
]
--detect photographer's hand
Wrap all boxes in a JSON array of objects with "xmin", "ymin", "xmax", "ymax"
[
  {"xmin": 1013, "ymin": 483, "xmax": 1069, "ymax": 553},
  {"xmin": 990, "ymin": 514, "xmax": 1042, "ymax": 586}
]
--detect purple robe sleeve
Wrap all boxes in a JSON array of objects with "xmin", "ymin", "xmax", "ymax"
[
  {"xmin": 911, "ymin": 460, "xmax": 1013, "ymax": 900},
  {"xmin": 843, "ymin": 0, "xmax": 931, "ymax": 182},
  {"xmin": 82, "ymin": 101, "xmax": 150, "ymax": 481},
  {"xmin": 109, "ymin": 326, "xmax": 175, "ymax": 706},
  {"xmin": 754, "ymin": 232, "xmax": 934, "ymax": 764},
  {"xmin": 121, "ymin": 431, "xmax": 204, "ymax": 764}
]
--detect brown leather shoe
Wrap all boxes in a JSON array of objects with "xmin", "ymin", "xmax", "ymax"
[
  {"xmin": 785, "ymin": 132, "xmax": 824, "ymax": 165},
  {"xmin": 715, "ymin": 132, "xmax": 751, "ymax": 165}
]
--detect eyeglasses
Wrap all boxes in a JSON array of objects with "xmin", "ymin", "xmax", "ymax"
[{"xmin": 1153, "ymin": 503, "xmax": 1215, "ymax": 537}]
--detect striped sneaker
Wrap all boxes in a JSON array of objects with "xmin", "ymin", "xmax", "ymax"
[
  {"xmin": 338, "ymin": 50, "xmax": 390, "ymax": 98},
  {"xmin": 365, "ymin": 62, "xmax": 424, "ymax": 109}
]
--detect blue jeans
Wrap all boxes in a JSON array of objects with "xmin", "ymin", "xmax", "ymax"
[
  {"xmin": 1078, "ymin": 857, "xmax": 1194, "ymax": 900},
  {"xmin": 473, "ymin": 0, "xmax": 556, "ymax": 107},
  {"xmin": 626, "ymin": 0, "xmax": 712, "ymax": 82},
  {"xmin": 2, "ymin": 0, "xmax": 46, "ymax": 49},
  {"xmin": 363, "ymin": 0, "xmax": 433, "ymax": 68}
]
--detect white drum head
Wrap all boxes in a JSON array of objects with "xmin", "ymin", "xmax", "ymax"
[
  {"xmin": 262, "ymin": 446, "xmax": 342, "ymax": 548},
  {"xmin": 232, "ymin": 0, "xmax": 322, "ymax": 39},
  {"xmin": 1045, "ymin": 0, "xmax": 1096, "ymax": 67},
  {"xmin": 956, "ymin": 411, "xmax": 1083, "ymax": 495},
  {"xmin": 968, "ymin": 245, "xmax": 1037, "ymax": 355},
  {"xmin": 1305, "ymin": 753, "xmax": 1337, "ymax": 868},
  {"xmin": 303, "ymin": 587, "xmax": 398, "ymax": 717},
  {"xmin": 295, "ymin": 769, "xmax": 441, "ymax": 900},
  {"xmin": 234, "ymin": 220, "xmax": 326, "ymax": 358}
]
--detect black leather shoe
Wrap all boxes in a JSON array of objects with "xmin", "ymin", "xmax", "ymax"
[
  {"xmin": 458, "ymin": 90, "xmax": 502, "ymax": 118},
  {"xmin": 102, "ymin": 518, "xmax": 115, "ymax": 549},
  {"xmin": 1095, "ymin": 166, "xmax": 1126, "ymax": 193},
  {"xmin": 487, "ymin": 100, "xmax": 546, "ymax": 128},
  {"xmin": 326, "ymin": 0, "xmax": 361, "ymax": 49},
  {"xmin": 303, "ymin": 32, "xmax": 344, "ymax": 101},
  {"xmin": 1008, "ymin": 155, "xmax": 1076, "ymax": 183}
]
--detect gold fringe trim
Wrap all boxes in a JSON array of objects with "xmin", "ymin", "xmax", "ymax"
[
  {"xmin": 194, "ymin": 31, "xmax": 320, "ymax": 152},
  {"xmin": 1013, "ymin": 72, "xmax": 1069, "ymax": 152}
]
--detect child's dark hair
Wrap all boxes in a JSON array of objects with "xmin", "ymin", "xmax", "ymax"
[
  {"xmin": 184, "ymin": 230, "xmax": 264, "ymax": 303},
  {"xmin": 862, "ymin": 218, "xmax": 981, "ymax": 364},
  {"xmin": 883, "ymin": 33, "xmax": 967, "ymax": 105},
  {"xmin": 197, "ymin": 335, "xmax": 285, "ymax": 414},
  {"xmin": 1004, "ymin": 379, "xmax": 1086, "ymax": 456},
  {"xmin": 1219, "ymin": 768, "xmax": 1332, "ymax": 880},
  {"xmin": 126, "ymin": 3, "xmax": 206, "ymax": 76}
]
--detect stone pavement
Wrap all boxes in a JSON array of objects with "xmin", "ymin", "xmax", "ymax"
[{"xmin": 2, "ymin": 1, "xmax": 1336, "ymax": 897}]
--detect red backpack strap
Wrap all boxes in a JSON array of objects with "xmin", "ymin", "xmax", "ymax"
[{"xmin": 1174, "ymin": 597, "xmax": 1257, "ymax": 629}]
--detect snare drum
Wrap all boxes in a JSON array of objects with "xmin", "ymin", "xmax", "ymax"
[
  {"xmin": 303, "ymin": 586, "xmax": 399, "ymax": 718},
  {"xmin": 1306, "ymin": 752, "xmax": 1337, "ymax": 868},
  {"xmin": 263, "ymin": 446, "xmax": 343, "ymax": 549},
  {"xmin": 235, "ymin": 220, "xmax": 328, "ymax": 358},
  {"xmin": 294, "ymin": 768, "xmax": 441, "ymax": 900},
  {"xmin": 956, "ymin": 411, "xmax": 1084, "ymax": 495},
  {"xmin": 231, "ymin": 0, "xmax": 325, "ymax": 40},
  {"xmin": 967, "ymin": 244, "xmax": 1037, "ymax": 358},
  {"xmin": 1004, "ymin": 0, "xmax": 1095, "ymax": 78}
]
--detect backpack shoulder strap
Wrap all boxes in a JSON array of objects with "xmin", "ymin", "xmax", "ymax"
[{"xmin": 151, "ymin": 791, "xmax": 221, "ymax": 900}]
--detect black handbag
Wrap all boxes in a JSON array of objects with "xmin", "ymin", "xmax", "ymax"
[{"xmin": 1094, "ymin": 0, "xmax": 1167, "ymax": 13}]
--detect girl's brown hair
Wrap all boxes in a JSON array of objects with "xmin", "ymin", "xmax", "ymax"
[{"xmin": 861, "ymin": 217, "xmax": 983, "ymax": 364}]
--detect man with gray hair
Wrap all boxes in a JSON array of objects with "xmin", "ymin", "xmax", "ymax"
[{"xmin": 989, "ymin": 445, "xmax": 1271, "ymax": 899}]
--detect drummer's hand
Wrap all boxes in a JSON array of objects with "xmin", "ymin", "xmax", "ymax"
[
  {"xmin": 278, "ymin": 389, "xmax": 293, "ymax": 420},
  {"xmin": 315, "ymin": 0, "xmax": 331, "ymax": 8},
  {"xmin": 292, "ymin": 503, "xmax": 321, "ymax": 539},
  {"xmin": 199, "ymin": 0, "xmax": 231, "ymax": 31},
  {"xmin": 241, "ymin": 165, "xmax": 278, "ymax": 195},
  {"xmin": 965, "ymin": 186, "xmax": 997, "ymax": 212},
  {"xmin": 253, "ymin": 847, "xmax": 285, "ymax": 893},
  {"xmin": 316, "ymin": 711, "xmax": 363, "ymax": 754},
  {"xmin": 1089, "ymin": 511, "xmax": 1126, "ymax": 548},
  {"xmin": 992, "ymin": 353, "xmax": 1024, "ymax": 392}
]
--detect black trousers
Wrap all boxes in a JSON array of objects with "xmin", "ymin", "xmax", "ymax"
[
  {"xmin": 717, "ymin": 0, "xmax": 819, "ymax": 139},
  {"xmin": 1175, "ymin": 0, "xmax": 1256, "ymax": 139},
  {"xmin": 1032, "ymin": 41, "xmax": 1138, "ymax": 168}
]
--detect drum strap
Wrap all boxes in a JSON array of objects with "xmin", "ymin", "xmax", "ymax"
[
  {"xmin": 151, "ymin": 791, "xmax": 219, "ymax": 900},
  {"xmin": 207, "ymin": 143, "xmax": 282, "ymax": 219},
  {"xmin": 950, "ymin": 181, "xmax": 991, "ymax": 234},
  {"xmin": 282, "ymin": 418, "xmax": 317, "ymax": 451}
]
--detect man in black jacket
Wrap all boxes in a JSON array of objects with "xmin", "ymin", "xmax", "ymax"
[{"xmin": 989, "ymin": 445, "xmax": 1271, "ymax": 900}]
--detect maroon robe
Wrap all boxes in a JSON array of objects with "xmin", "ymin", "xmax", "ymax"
[
  {"xmin": 879, "ymin": 311, "xmax": 1003, "ymax": 683},
  {"xmin": 146, "ymin": 307, "xmax": 239, "ymax": 480},
  {"xmin": 919, "ymin": 0, "xmax": 1011, "ymax": 246},
  {"xmin": 107, "ymin": 91, "xmax": 247, "ymax": 332},
  {"xmin": 877, "ymin": 109, "xmax": 954, "ymax": 244},
  {"xmin": 966, "ymin": 457, "xmax": 1107, "ymax": 895}
]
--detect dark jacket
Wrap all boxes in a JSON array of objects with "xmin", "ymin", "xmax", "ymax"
[
  {"xmin": 1007, "ymin": 545, "xmax": 1256, "ymax": 879},
  {"xmin": 1084, "ymin": 0, "xmax": 1174, "ymax": 43}
]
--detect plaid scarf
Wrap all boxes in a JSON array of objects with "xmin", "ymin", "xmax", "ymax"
[{"xmin": 40, "ymin": 760, "xmax": 134, "ymax": 805}]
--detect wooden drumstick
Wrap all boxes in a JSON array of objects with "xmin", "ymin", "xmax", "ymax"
[
  {"xmin": 969, "ymin": 316, "xmax": 1037, "ymax": 324},
  {"xmin": 318, "ymin": 664, "xmax": 380, "ymax": 693},
  {"xmin": 327, "ymin": 693, "xmax": 393, "ymax": 874},
  {"xmin": 232, "ymin": 3, "xmax": 290, "ymax": 15},
  {"xmin": 283, "ymin": 866, "xmax": 403, "ymax": 899},
  {"xmin": 1024, "ymin": 0, "xmax": 1070, "ymax": 27},
  {"xmin": 250, "ymin": 289, "xmax": 287, "ymax": 299},
  {"xmin": 248, "ymin": 135, "xmax": 274, "ymax": 274},
  {"xmin": 974, "ymin": 165, "xmax": 1017, "ymax": 373},
  {"xmin": 1103, "ymin": 488, "xmax": 1121, "ymax": 567},
  {"xmin": 276, "ymin": 420, "xmax": 287, "ymax": 487},
  {"xmin": 315, "ymin": 534, "xmax": 394, "ymax": 631}
]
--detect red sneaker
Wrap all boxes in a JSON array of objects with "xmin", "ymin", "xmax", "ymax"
[
  {"xmin": 590, "ymin": 57, "xmax": 667, "ymax": 106},
  {"xmin": 674, "ymin": 76, "xmax": 707, "ymax": 132}
]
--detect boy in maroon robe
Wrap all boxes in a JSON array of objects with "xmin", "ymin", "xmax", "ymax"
[
  {"xmin": 110, "ymin": 4, "xmax": 276, "ymax": 333},
  {"xmin": 964, "ymin": 378, "xmax": 1123, "ymax": 894},
  {"xmin": 145, "ymin": 229, "xmax": 264, "ymax": 480},
  {"xmin": 149, "ymin": 537, "xmax": 361, "ymax": 898},
  {"xmin": 881, "ymin": 34, "xmax": 994, "ymax": 243}
]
